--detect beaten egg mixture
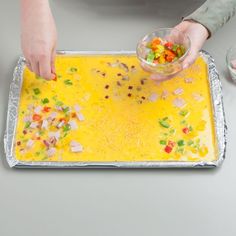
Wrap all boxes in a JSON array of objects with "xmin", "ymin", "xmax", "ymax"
[{"xmin": 14, "ymin": 54, "xmax": 217, "ymax": 162}]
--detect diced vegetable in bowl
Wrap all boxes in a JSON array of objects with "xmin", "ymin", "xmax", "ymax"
[{"xmin": 136, "ymin": 28, "xmax": 191, "ymax": 80}]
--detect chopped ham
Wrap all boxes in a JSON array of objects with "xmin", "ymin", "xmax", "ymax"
[
  {"xmin": 49, "ymin": 131, "xmax": 60, "ymax": 141},
  {"xmin": 46, "ymin": 147, "xmax": 56, "ymax": 157},
  {"xmin": 185, "ymin": 77, "xmax": 193, "ymax": 83},
  {"xmin": 29, "ymin": 122, "xmax": 38, "ymax": 129},
  {"xmin": 71, "ymin": 146, "xmax": 83, "ymax": 153},
  {"xmin": 26, "ymin": 139, "xmax": 34, "ymax": 149},
  {"xmin": 23, "ymin": 115, "xmax": 32, "ymax": 123},
  {"xmin": 192, "ymin": 92, "xmax": 203, "ymax": 101},
  {"xmin": 34, "ymin": 106, "xmax": 42, "ymax": 114},
  {"xmin": 74, "ymin": 104, "xmax": 81, "ymax": 112},
  {"xmin": 173, "ymin": 88, "xmax": 183, "ymax": 95},
  {"xmin": 173, "ymin": 98, "xmax": 186, "ymax": 108},
  {"xmin": 41, "ymin": 119, "xmax": 48, "ymax": 129},
  {"xmin": 76, "ymin": 112, "xmax": 85, "ymax": 121},
  {"xmin": 149, "ymin": 93, "xmax": 158, "ymax": 102},
  {"xmin": 70, "ymin": 141, "xmax": 83, "ymax": 153},
  {"xmin": 68, "ymin": 120, "xmax": 78, "ymax": 130},
  {"xmin": 48, "ymin": 112, "xmax": 58, "ymax": 120}
]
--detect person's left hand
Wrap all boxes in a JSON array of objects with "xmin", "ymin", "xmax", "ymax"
[
  {"xmin": 150, "ymin": 20, "xmax": 209, "ymax": 80},
  {"xmin": 174, "ymin": 20, "xmax": 209, "ymax": 69}
]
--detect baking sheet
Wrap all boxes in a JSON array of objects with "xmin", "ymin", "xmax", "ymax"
[{"xmin": 4, "ymin": 50, "xmax": 227, "ymax": 168}]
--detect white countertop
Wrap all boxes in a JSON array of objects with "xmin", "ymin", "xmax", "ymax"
[{"xmin": 0, "ymin": 0, "xmax": 236, "ymax": 235}]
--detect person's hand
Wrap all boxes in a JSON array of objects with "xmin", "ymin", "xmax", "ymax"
[
  {"xmin": 174, "ymin": 20, "xmax": 209, "ymax": 69},
  {"xmin": 21, "ymin": 0, "xmax": 57, "ymax": 80},
  {"xmin": 149, "ymin": 20, "xmax": 209, "ymax": 80}
]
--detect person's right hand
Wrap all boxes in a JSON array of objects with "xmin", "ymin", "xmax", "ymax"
[{"xmin": 21, "ymin": 0, "xmax": 57, "ymax": 80}]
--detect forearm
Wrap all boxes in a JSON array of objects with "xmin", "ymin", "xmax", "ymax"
[
  {"xmin": 20, "ymin": 0, "xmax": 57, "ymax": 80},
  {"xmin": 21, "ymin": 0, "xmax": 52, "ymax": 32},
  {"xmin": 184, "ymin": 0, "xmax": 236, "ymax": 36}
]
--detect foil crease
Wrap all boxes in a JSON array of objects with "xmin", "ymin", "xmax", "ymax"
[{"xmin": 4, "ymin": 51, "xmax": 227, "ymax": 168}]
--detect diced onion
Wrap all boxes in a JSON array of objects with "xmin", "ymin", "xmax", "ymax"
[
  {"xmin": 76, "ymin": 112, "xmax": 85, "ymax": 121},
  {"xmin": 68, "ymin": 120, "xmax": 78, "ymax": 130},
  {"xmin": 74, "ymin": 104, "xmax": 81, "ymax": 112},
  {"xmin": 46, "ymin": 147, "xmax": 56, "ymax": 157},
  {"xmin": 70, "ymin": 141, "xmax": 83, "ymax": 153},
  {"xmin": 41, "ymin": 119, "xmax": 48, "ymax": 129},
  {"xmin": 149, "ymin": 93, "xmax": 158, "ymax": 102},
  {"xmin": 173, "ymin": 98, "xmax": 186, "ymax": 108},
  {"xmin": 26, "ymin": 139, "xmax": 34, "ymax": 149},
  {"xmin": 185, "ymin": 77, "xmax": 193, "ymax": 83},
  {"xmin": 173, "ymin": 88, "xmax": 183, "ymax": 95},
  {"xmin": 29, "ymin": 122, "xmax": 38, "ymax": 129},
  {"xmin": 34, "ymin": 106, "xmax": 42, "ymax": 114},
  {"xmin": 49, "ymin": 131, "xmax": 60, "ymax": 141}
]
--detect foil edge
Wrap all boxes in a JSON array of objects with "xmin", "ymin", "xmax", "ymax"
[{"xmin": 5, "ymin": 51, "xmax": 226, "ymax": 168}]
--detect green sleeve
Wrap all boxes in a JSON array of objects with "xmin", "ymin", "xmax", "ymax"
[{"xmin": 184, "ymin": 0, "xmax": 236, "ymax": 36}]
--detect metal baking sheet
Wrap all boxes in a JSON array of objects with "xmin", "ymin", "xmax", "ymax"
[{"xmin": 4, "ymin": 50, "xmax": 227, "ymax": 168}]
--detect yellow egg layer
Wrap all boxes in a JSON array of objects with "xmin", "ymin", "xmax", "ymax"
[{"xmin": 14, "ymin": 54, "xmax": 218, "ymax": 162}]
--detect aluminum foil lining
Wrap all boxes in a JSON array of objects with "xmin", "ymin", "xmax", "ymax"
[{"xmin": 3, "ymin": 50, "xmax": 227, "ymax": 168}]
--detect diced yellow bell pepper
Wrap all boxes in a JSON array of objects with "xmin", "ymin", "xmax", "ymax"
[{"xmin": 199, "ymin": 146, "xmax": 208, "ymax": 157}]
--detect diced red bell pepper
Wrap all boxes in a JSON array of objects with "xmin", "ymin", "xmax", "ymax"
[
  {"xmin": 164, "ymin": 42, "xmax": 173, "ymax": 49},
  {"xmin": 152, "ymin": 38, "xmax": 161, "ymax": 45},
  {"xmin": 166, "ymin": 55, "xmax": 175, "ymax": 62},
  {"xmin": 167, "ymin": 51, "xmax": 176, "ymax": 61},
  {"xmin": 32, "ymin": 114, "xmax": 42, "ymax": 121},
  {"xmin": 164, "ymin": 145, "xmax": 173, "ymax": 153},
  {"xmin": 182, "ymin": 127, "xmax": 190, "ymax": 134},
  {"xmin": 43, "ymin": 106, "xmax": 51, "ymax": 112},
  {"xmin": 151, "ymin": 38, "xmax": 161, "ymax": 50},
  {"xmin": 165, "ymin": 49, "xmax": 176, "ymax": 57}
]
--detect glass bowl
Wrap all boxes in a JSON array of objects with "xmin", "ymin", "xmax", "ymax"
[
  {"xmin": 226, "ymin": 45, "xmax": 236, "ymax": 82},
  {"xmin": 136, "ymin": 28, "xmax": 191, "ymax": 80}
]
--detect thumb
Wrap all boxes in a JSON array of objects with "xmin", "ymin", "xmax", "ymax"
[{"xmin": 183, "ymin": 48, "xmax": 199, "ymax": 69}]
